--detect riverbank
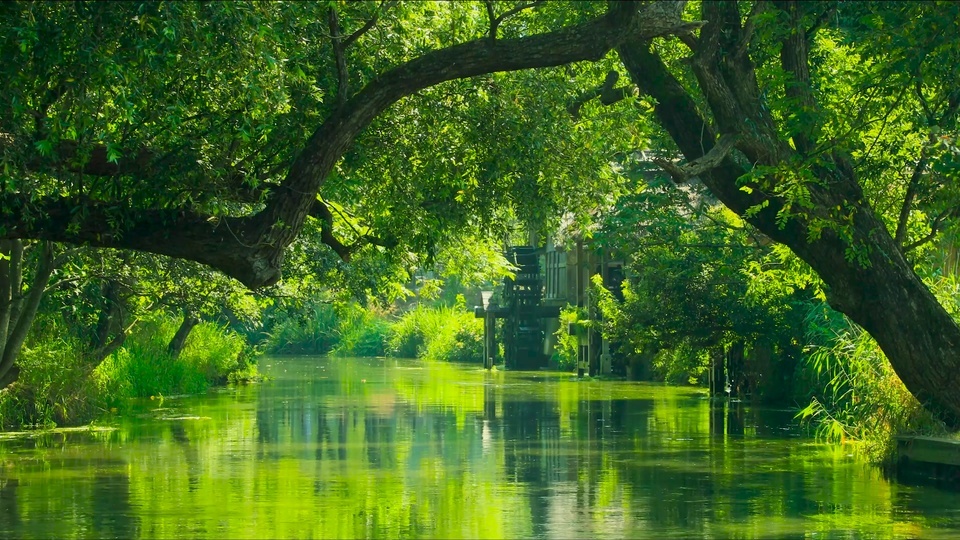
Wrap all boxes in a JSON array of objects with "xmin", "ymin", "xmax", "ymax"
[{"xmin": 0, "ymin": 317, "xmax": 258, "ymax": 430}]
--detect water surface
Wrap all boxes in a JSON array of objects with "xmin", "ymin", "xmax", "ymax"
[{"xmin": 2, "ymin": 356, "xmax": 960, "ymax": 538}]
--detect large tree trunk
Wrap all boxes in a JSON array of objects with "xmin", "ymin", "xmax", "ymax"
[{"xmin": 618, "ymin": 2, "xmax": 960, "ymax": 427}]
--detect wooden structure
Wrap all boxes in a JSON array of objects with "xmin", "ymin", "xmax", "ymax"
[
  {"xmin": 475, "ymin": 240, "xmax": 621, "ymax": 375},
  {"xmin": 476, "ymin": 247, "xmax": 561, "ymax": 370},
  {"xmin": 542, "ymin": 238, "xmax": 623, "ymax": 376},
  {"xmin": 501, "ymin": 247, "xmax": 547, "ymax": 370}
]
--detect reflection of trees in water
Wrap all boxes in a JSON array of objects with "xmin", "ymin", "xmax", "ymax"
[
  {"xmin": 502, "ymin": 399, "xmax": 557, "ymax": 484},
  {"xmin": 0, "ymin": 478, "xmax": 19, "ymax": 533},
  {"xmin": 710, "ymin": 400, "xmax": 744, "ymax": 438},
  {"xmin": 91, "ymin": 467, "xmax": 141, "ymax": 538},
  {"xmin": 364, "ymin": 415, "xmax": 396, "ymax": 469},
  {"xmin": 171, "ymin": 423, "xmax": 201, "ymax": 492},
  {"xmin": 500, "ymin": 398, "xmax": 558, "ymax": 538}
]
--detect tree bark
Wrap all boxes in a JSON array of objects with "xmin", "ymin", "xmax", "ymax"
[
  {"xmin": 618, "ymin": 2, "xmax": 960, "ymax": 427},
  {"xmin": 0, "ymin": 1, "xmax": 697, "ymax": 289},
  {"xmin": 93, "ymin": 278, "xmax": 124, "ymax": 351},
  {"xmin": 0, "ymin": 241, "xmax": 13, "ymax": 349},
  {"xmin": 0, "ymin": 242, "xmax": 57, "ymax": 389},
  {"xmin": 7, "ymin": 241, "xmax": 24, "ymax": 332},
  {"xmin": 168, "ymin": 312, "xmax": 199, "ymax": 360},
  {"xmin": 86, "ymin": 332, "xmax": 127, "ymax": 374}
]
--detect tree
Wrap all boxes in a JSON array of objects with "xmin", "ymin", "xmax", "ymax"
[
  {"xmin": 615, "ymin": 1, "xmax": 960, "ymax": 425},
  {"xmin": 0, "ymin": 1, "xmax": 695, "ymax": 288},
  {"xmin": 5, "ymin": 1, "xmax": 960, "ymax": 427},
  {"xmin": 0, "ymin": 241, "xmax": 66, "ymax": 386},
  {"xmin": 593, "ymin": 173, "xmax": 806, "ymax": 398}
]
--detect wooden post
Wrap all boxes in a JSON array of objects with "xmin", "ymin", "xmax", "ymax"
[
  {"xmin": 709, "ymin": 347, "xmax": 726, "ymax": 396},
  {"xmin": 484, "ymin": 312, "xmax": 496, "ymax": 369}
]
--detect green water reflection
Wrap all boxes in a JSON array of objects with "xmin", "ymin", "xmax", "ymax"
[{"xmin": 2, "ymin": 356, "xmax": 960, "ymax": 539}]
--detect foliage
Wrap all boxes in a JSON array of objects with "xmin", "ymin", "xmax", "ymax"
[
  {"xmin": 96, "ymin": 317, "xmax": 247, "ymax": 400},
  {"xmin": 552, "ymin": 305, "xmax": 588, "ymax": 371},
  {"xmin": 0, "ymin": 330, "xmax": 97, "ymax": 429},
  {"xmin": 593, "ymin": 177, "xmax": 806, "ymax": 394},
  {"xmin": 265, "ymin": 301, "xmax": 340, "ymax": 355},
  {"xmin": 652, "ymin": 342, "xmax": 709, "ymax": 387},
  {"xmin": 0, "ymin": 312, "xmax": 251, "ymax": 429},
  {"xmin": 330, "ymin": 304, "xmax": 390, "ymax": 358},
  {"xmin": 387, "ymin": 302, "xmax": 482, "ymax": 363},
  {"xmin": 796, "ymin": 303, "xmax": 944, "ymax": 463}
]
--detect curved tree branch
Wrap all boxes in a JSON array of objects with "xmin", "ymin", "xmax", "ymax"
[{"xmin": 2, "ymin": 1, "xmax": 701, "ymax": 289}]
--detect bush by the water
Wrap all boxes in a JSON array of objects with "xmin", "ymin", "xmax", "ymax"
[
  {"xmin": 797, "ymin": 303, "xmax": 945, "ymax": 463},
  {"xmin": 97, "ymin": 318, "xmax": 248, "ymax": 402},
  {"xmin": 0, "ymin": 334, "xmax": 99, "ymax": 430},
  {"xmin": 0, "ymin": 316, "xmax": 256, "ymax": 430},
  {"xmin": 330, "ymin": 304, "xmax": 390, "ymax": 357},
  {"xmin": 265, "ymin": 302, "xmax": 340, "ymax": 354},
  {"xmin": 265, "ymin": 300, "xmax": 482, "ymax": 363},
  {"xmin": 387, "ymin": 304, "xmax": 482, "ymax": 363}
]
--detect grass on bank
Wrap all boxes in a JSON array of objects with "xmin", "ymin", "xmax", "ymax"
[
  {"xmin": 0, "ymin": 316, "xmax": 258, "ymax": 430},
  {"xmin": 796, "ymin": 303, "xmax": 947, "ymax": 464},
  {"xmin": 266, "ymin": 301, "xmax": 482, "ymax": 363}
]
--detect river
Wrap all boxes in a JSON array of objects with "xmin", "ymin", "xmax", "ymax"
[{"xmin": 1, "ymin": 356, "xmax": 960, "ymax": 539}]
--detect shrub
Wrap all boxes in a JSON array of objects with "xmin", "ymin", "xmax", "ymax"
[
  {"xmin": 331, "ymin": 305, "xmax": 390, "ymax": 357},
  {"xmin": 387, "ymin": 304, "xmax": 482, "ymax": 363},
  {"xmin": 265, "ymin": 302, "xmax": 340, "ymax": 354},
  {"xmin": 551, "ymin": 305, "xmax": 588, "ymax": 371},
  {"xmin": 796, "ymin": 303, "xmax": 943, "ymax": 463},
  {"xmin": 102, "ymin": 317, "xmax": 246, "ymax": 399},
  {"xmin": 0, "ymin": 336, "xmax": 100, "ymax": 429}
]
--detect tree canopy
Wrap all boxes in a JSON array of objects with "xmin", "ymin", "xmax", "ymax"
[{"xmin": 3, "ymin": 1, "xmax": 960, "ymax": 426}]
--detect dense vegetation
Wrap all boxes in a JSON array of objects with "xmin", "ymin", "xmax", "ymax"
[{"xmin": 0, "ymin": 0, "xmax": 958, "ymax": 463}]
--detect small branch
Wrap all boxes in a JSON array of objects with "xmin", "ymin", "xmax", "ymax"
[
  {"xmin": 675, "ymin": 31, "xmax": 699, "ymax": 51},
  {"xmin": 485, "ymin": 1, "xmax": 497, "ymax": 39},
  {"xmin": 860, "ymin": 85, "xmax": 908, "ymax": 164},
  {"xmin": 328, "ymin": 1, "xmax": 398, "ymax": 107},
  {"xmin": 654, "ymin": 134, "xmax": 740, "ymax": 183},
  {"xmin": 343, "ymin": 1, "xmax": 396, "ymax": 49},
  {"xmin": 894, "ymin": 150, "xmax": 930, "ymax": 247},
  {"xmin": 53, "ymin": 247, "xmax": 82, "ymax": 268},
  {"xmin": 903, "ymin": 210, "xmax": 951, "ymax": 253},
  {"xmin": 487, "ymin": 1, "xmax": 545, "ymax": 41},
  {"xmin": 940, "ymin": 89, "xmax": 960, "ymax": 130},
  {"xmin": 735, "ymin": 0, "xmax": 767, "ymax": 58},
  {"xmin": 805, "ymin": 4, "xmax": 837, "ymax": 39},
  {"xmin": 568, "ymin": 71, "xmax": 636, "ymax": 119},
  {"xmin": 327, "ymin": 7, "xmax": 350, "ymax": 108},
  {"xmin": 309, "ymin": 197, "xmax": 351, "ymax": 260},
  {"xmin": 916, "ymin": 81, "xmax": 934, "ymax": 124},
  {"xmin": 324, "ymin": 199, "xmax": 398, "ymax": 251},
  {"xmin": 308, "ymin": 198, "xmax": 398, "ymax": 261}
]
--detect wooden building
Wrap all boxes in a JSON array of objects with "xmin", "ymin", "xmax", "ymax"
[{"xmin": 476, "ymin": 239, "xmax": 623, "ymax": 376}]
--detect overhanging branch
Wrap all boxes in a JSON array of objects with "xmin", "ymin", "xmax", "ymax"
[
  {"xmin": 654, "ymin": 134, "xmax": 740, "ymax": 183},
  {"xmin": 4, "ymin": 1, "xmax": 702, "ymax": 289}
]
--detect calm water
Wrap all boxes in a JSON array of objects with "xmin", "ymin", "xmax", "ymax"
[{"xmin": 2, "ymin": 356, "xmax": 960, "ymax": 539}]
